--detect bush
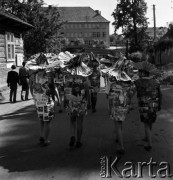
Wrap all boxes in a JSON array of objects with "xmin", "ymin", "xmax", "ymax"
[{"xmin": 128, "ymin": 51, "xmax": 143, "ymax": 62}]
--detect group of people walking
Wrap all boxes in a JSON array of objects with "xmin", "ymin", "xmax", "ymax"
[
  {"xmin": 6, "ymin": 52, "xmax": 162, "ymax": 155},
  {"xmin": 104, "ymin": 57, "xmax": 161, "ymax": 154},
  {"xmin": 7, "ymin": 62, "xmax": 30, "ymax": 103}
]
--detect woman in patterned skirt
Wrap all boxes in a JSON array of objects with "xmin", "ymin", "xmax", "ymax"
[
  {"xmin": 65, "ymin": 54, "xmax": 92, "ymax": 148},
  {"xmin": 32, "ymin": 70, "xmax": 55, "ymax": 146},
  {"xmin": 105, "ymin": 56, "xmax": 135, "ymax": 155}
]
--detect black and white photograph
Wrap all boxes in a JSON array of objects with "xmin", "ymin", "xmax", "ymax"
[{"xmin": 0, "ymin": 0, "xmax": 173, "ymax": 179}]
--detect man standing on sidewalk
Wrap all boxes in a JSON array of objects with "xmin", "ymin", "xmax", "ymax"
[
  {"xmin": 19, "ymin": 61, "xmax": 29, "ymax": 100},
  {"xmin": 7, "ymin": 65, "xmax": 19, "ymax": 103}
]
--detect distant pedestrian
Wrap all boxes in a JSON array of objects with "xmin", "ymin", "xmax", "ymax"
[
  {"xmin": 54, "ymin": 71, "xmax": 64, "ymax": 113},
  {"xmin": 7, "ymin": 65, "xmax": 20, "ymax": 103},
  {"xmin": 88, "ymin": 54, "xmax": 100, "ymax": 112},
  {"xmin": 19, "ymin": 61, "xmax": 30, "ymax": 101},
  {"xmin": 89, "ymin": 71, "xmax": 100, "ymax": 112}
]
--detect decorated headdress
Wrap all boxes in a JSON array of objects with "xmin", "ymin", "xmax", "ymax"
[
  {"xmin": 66, "ymin": 54, "xmax": 92, "ymax": 77},
  {"xmin": 101, "ymin": 55, "xmax": 133, "ymax": 82}
]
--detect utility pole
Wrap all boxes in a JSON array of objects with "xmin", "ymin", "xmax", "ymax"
[{"xmin": 153, "ymin": 4, "xmax": 156, "ymax": 41}]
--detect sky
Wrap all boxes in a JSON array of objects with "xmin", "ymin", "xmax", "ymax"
[{"xmin": 43, "ymin": 0, "xmax": 173, "ymax": 34}]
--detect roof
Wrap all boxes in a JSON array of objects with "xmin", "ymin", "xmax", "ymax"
[
  {"xmin": 58, "ymin": 7, "xmax": 110, "ymax": 23},
  {"xmin": 0, "ymin": 9, "xmax": 33, "ymax": 30}
]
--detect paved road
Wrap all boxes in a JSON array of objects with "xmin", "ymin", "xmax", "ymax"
[{"xmin": 0, "ymin": 83, "xmax": 173, "ymax": 180}]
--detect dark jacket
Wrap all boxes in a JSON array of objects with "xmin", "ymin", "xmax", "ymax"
[{"xmin": 7, "ymin": 70, "xmax": 19, "ymax": 86}]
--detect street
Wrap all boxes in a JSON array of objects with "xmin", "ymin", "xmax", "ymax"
[{"xmin": 0, "ymin": 80, "xmax": 173, "ymax": 180}]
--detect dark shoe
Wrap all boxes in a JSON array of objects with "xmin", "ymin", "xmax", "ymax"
[
  {"xmin": 142, "ymin": 137, "xmax": 147, "ymax": 142},
  {"xmin": 116, "ymin": 149, "xmax": 125, "ymax": 155},
  {"xmin": 59, "ymin": 110, "xmax": 63, "ymax": 113},
  {"xmin": 92, "ymin": 109, "xmax": 96, "ymax": 113},
  {"xmin": 144, "ymin": 145, "xmax": 152, "ymax": 151},
  {"xmin": 42, "ymin": 140, "xmax": 51, "ymax": 147},
  {"xmin": 87, "ymin": 105, "xmax": 91, "ymax": 109},
  {"xmin": 69, "ymin": 136, "xmax": 75, "ymax": 147},
  {"xmin": 39, "ymin": 137, "xmax": 44, "ymax": 144},
  {"xmin": 13, "ymin": 100, "xmax": 17, "ymax": 103},
  {"xmin": 75, "ymin": 141, "xmax": 83, "ymax": 148},
  {"xmin": 21, "ymin": 95, "xmax": 24, "ymax": 101},
  {"xmin": 10, "ymin": 99, "xmax": 12, "ymax": 103}
]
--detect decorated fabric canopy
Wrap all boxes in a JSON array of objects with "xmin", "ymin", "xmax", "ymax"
[
  {"xmin": 108, "ymin": 69, "xmax": 132, "ymax": 82},
  {"xmin": 101, "ymin": 56, "xmax": 134, "ymax": 82},
  {"xmin": 100, "ymin": 58, "xmax": 112, "ymax": 64},
  {"xmin": 66, "ymin": 54, "xmax": 92, "ymax": 77},
  {"xmin": 26, "ymin": 51, "xmax": 75, "ymax": 71}
]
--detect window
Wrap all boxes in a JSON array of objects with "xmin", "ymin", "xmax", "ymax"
[
  {"xmin": 84, "ymin": 33, "xmax": 88, "ymax": 37},
  {"xmin": 97, "ymin": 32, "xmax": 100, "ymax": 38},
  {"xmin": 78, "ymin": 24, "xmax": 82, "ymax": 28},
  {"xmin": 71, "ymin": 33, "xmax": 74, "ymax": 37},
  {"xmin": 66, "ymin": 24, "xmax": 69, "ymax": 29},
  {"xmin": 66, "ymin": 33, "xmax": 70, "ymax": 37},
  {"xmin": 79, "ymin": 32, "xmax": 82, "ymax": 37},
  {"xmin": 89, "ymin": 40, "xmax": 93, "ymax": 45},
  {"xmin": 85, "ymin": 40, "xmax": 88, "ymax": 45},
  {"xmin": 102, "ymin": 32, "xmax": 106, "ymax": 38},
  {"xmin": 70, "ymin": 24, "xmax": 73, "ymax": 28},
  {"xmin": 96, "ymin": 24, "xmax": 100, "ymax": 28},
  {"xmin": 6, "ymin": 32, "xmax": 15, "ymax": 61},
  {"xmin": 92, "ymin": 32, "xmax": 97, "ymax": 38}
]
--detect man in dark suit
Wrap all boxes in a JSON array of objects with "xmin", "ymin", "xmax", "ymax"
[
  {"xmin": 19, "ymin": 61, "xmax": 29, "ymax": 101},
  {"xmin": 7, "ymin": 65, "xmax": 19, "ymax": 103}
]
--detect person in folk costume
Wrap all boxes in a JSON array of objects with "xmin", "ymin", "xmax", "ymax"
[
  {"xmin": 65, "ymin": 54, "xmax": 92, "ymax": 148},
  {"xmin": 133, "ymin": 61, "xmax": 162, "ymax": 151},
  {"xmin": 31, "ymin": 69, "xmax": 55, "ymax": 146},
  {"xmin": 105, "ymin": 56, "xmax": 135, "ymax": 155},
  {"xmin": 88, "ymin": 52, "xmax": 100, "ymax": 112}
]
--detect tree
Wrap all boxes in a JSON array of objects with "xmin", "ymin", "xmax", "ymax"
[
  {"xmin": 112, "ymin": 0, "xmax": 148, "ymax": 53},
  {"xmin": 0, "ymin": 0, "xmax": 65, "ymax": 57},
  {"xmin": 164, "ymin": 23, "xmax": 173, "ymax": 39},
  {"xmin": 110, "ymin": 34, "xmax": 116, "ymax": 44}
]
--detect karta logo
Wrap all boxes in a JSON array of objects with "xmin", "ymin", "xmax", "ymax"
[{"xmin": 100, "ymin": 156, "xmax": 172, "ymax": 178}]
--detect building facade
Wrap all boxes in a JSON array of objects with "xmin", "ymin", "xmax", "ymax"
[
  {"xmin": 0, "ymin": 10, "xmax": 33, "ymax": 68},
  {"xmin": 58, "ymin": 7, "xmax": 110, "ymax": 47},
  {"xmin": 0, "ymin": 10, "xmax": 33, "ymax": 87}
]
